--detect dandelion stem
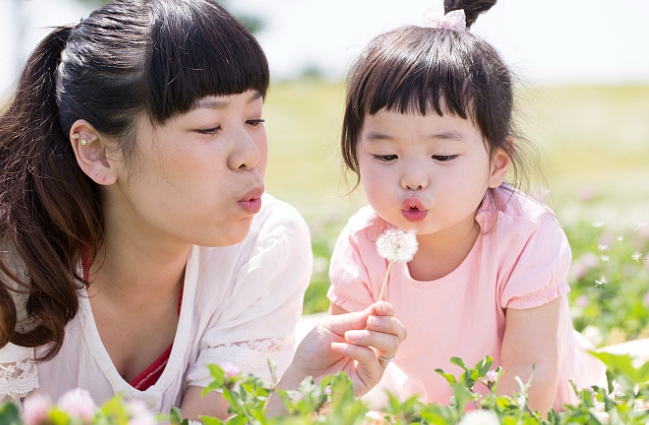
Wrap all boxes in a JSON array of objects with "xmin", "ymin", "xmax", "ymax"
[{"xmin": 378, "ymin": 260, "xmax": 394, "ymax": 301}]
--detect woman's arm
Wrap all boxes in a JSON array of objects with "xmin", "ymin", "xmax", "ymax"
[
  {"xmin": 499, "ymin": 296, "xmax": 562, "ymax": 417},
  {"xmin": 180, "ymin": 387, "xmax": 230, "ymax": 421}
]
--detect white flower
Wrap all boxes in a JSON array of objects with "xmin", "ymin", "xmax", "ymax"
[
  {"xmin": 595, "ymin": 275, "xmax": 608, "ymax": 285},
  {"xmin": 376, "ymin": 228, "xmax": 418, "ymax": 263},
  {"xmin": 632, "ymin": 252, "xmax": 643, "ymax": 262},
  {"xmin": 458, "ymin": 409, "xmax": 500, "ymax": 425}
]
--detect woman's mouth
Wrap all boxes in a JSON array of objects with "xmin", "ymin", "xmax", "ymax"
[
  {"xmin": 238, "ymin": 186, "xmax": 264, "ymax": 215},
  {"xmin": 401, "ymin": 197, "xmax": 427, "ymax": 222}
]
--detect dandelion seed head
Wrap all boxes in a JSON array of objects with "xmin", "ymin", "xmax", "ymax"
[{"xmin": 376, "ymin": 228, "xmax": 418, "ymax": 263}]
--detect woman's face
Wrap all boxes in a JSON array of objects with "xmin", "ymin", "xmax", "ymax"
[{"xmin": 105, "ymin": 90, "xmax": 268, "ymax": 249}]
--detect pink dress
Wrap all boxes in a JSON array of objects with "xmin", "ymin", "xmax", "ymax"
[{"xmin": 328, "ymin": 186, "xmax": 606, "ymax": 410}]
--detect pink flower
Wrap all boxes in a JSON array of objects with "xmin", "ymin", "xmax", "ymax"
[
  {"xmin": 220, "ymin": 362, "xmax": 240, "ymax": 379},
  {"xmin": 485, "ymin": 369, "xmax": 499, "ymax": 383},
  {"xmin": 57, "ymin": 388, "xmax": 96, "ymax": 422},
  {"xmin": 22, "ymin": 394, "xmax": 52, "ymax": 425},
  {"xmin": 126, "ymin": 400, "xmax": 157, "ymax": 425}
]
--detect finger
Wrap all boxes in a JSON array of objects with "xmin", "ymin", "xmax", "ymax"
[
  {"xmin": 344, "ymin": 328, "xmax": 401, "ymax": 363},
  {"xmin": 365, "ymin": 300, "xmax": 395, "ymax": 318},
  {"xmin": 319, "ymin": 309, "xmax": 372, "ymax": 335},
  {"xmin": 330, "ymin": 342, "xmax": 385, "ymax": 394},
  {"xmin": 366, "ymin": 314, "xmax": 407, "ymax": 342},
  {"xmin": 330, "ymin": 342, "xmax": 383, "ymax": 375}
]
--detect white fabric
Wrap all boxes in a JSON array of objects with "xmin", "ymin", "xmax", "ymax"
[{"xmin": 0, "ymin": 194, "xmax": 312, "ymax": 413}]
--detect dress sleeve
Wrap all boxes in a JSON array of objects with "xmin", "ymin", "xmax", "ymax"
[
  {"xmin": 0, "ymin": 343, "xmax": 38, "ymax": 402},
  {"xmin": 500, "ymin": 213, "xmax": 571, "ymax": 310},
  {"xmin": 327, "ymin": 222, "xmax": 379, "ymax": 312},
  {"xmin": 186, "ymin": 204, "xmax": 313, "ymax": 387}
]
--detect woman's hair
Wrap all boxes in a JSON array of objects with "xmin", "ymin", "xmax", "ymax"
[
  {"xmin": 341, "ymin": 0, "xmax": 534, "ymax": 190},
  {"xmin": 0, "ymin": 0, "xmax": 269, "ymax": 360}
]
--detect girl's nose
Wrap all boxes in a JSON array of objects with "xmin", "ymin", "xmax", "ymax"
[
  {"xmin": 228, "ymin": 129, "xmax": 260, "ymax": 171},
  {"xmin": 401, "ymin": 168, "xmax": 428, "ymax": 191}
]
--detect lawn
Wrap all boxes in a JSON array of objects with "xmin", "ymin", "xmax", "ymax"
[{"xmin": 262, "ymin": 80, "xmax": 649, "ymax": 344}]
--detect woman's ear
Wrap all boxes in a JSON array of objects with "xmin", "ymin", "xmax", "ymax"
[
  {"xmin": 488, "ymin": 137, "xmax": 514, "ymax": 188},
  {"xmin": 69, "ymin": 120, "xmax": 118, "ymax": 185}
]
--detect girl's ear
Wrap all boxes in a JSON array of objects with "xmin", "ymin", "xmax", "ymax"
[
  {"xmin": 69, "ymin": 119, "xmax": 118, "ymax": 185},
  {"xmin": 488, "ymin": 137, "xmax": 514, "ymax": 188}
]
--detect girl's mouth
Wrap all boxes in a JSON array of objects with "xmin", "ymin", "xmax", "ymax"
[{"xmin": 401, "ymin": 197, "xmax": 427, "ymax": 222}]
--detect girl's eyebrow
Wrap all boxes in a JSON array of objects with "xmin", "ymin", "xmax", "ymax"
[
  {"xmin": 190, "ymin": 91, "xmax": 263, "ymax": 110},
  {"xmin": 364, "ymin": 130, "xmax": 468, "ymax": 142}
]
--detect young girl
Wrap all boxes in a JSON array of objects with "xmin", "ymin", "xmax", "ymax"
[
  {"xmin": 328, "ymin": 0, "xmax": 605, "ymax": 415},
  {"xmin": 0, "ymin": 0, "xmax": 405, "ymax": 420}
]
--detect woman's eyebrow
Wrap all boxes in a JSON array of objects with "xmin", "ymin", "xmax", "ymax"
[{"xmin": 190, "ymin": 91, "xmax": 263, "ymax": 111}]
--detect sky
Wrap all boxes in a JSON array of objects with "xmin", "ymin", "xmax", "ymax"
[{"xmin": 1, "ymin": 0, "xmax": 649, "ymax": 98}]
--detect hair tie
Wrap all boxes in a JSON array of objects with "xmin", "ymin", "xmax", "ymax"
[{"xmin": 421, "ymin": 9, "xmax": 466, "ymax": 31}]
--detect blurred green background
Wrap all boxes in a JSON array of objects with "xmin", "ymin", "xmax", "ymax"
[{"xmin": 261, "ymin": 80, "xmax": 649, "ymax": 345}]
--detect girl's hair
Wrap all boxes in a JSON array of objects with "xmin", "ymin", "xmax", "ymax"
[
  {"xmin": 0, "ymin": 0, "xmax": 269, "ymax": 360},
  {"xmin": 342, "ymin": 0, "xmax": 533, "ymax": 190}
]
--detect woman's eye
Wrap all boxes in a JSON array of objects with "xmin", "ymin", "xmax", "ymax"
[
  {"xmin": 374, "ymin": 154, "xmax": 397, "ymax": 162},
  {"xmin": 246, "ymin": 118, "xmax": 265, "ymax": 127},
  {"xmin": 432, "ymin": 155, "xmax": 457, "ymax": 162},
  {"xmin": 196, "ymin": 126, "xmax": 222, "ymax": 135}
]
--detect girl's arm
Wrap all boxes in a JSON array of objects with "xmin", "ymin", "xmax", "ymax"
[{"xmin": 499, "ymin": 296, "xmax": 562, "ymax": 417}]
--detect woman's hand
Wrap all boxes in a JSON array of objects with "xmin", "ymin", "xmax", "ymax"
[{"xmin": 280, "ymin": 301, "xmax": 406, "ymax": 397}]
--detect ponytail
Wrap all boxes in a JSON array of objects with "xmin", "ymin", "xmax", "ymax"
[
  {"xmin": 444, "ymin": 0, "xmax": 497, "ymax": 29},
  {"xmin": 0, "ymin": 26, "xmax": 103, "ymax": 360}
]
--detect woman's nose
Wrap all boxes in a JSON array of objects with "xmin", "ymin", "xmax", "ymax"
[{"xmin": 228, "ymin": 129, "xmax": 260, "ymax": 171}]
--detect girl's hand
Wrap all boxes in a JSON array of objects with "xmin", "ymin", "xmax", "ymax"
[{"xmin": 282, "ymin": 301, "xmax": 406, "ymax": 397}]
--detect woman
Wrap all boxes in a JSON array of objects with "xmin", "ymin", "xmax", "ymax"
[{"xmin": 0, "ymin": 0, "xmax": 405, "ymax": 420}]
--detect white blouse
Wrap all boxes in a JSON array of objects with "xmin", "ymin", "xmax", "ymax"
[{"xmin": 0, "ymin": 194, "xmax": 313, "ymax": 413}]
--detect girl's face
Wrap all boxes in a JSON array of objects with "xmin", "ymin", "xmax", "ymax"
[
  {"xmin": 106, "ymin": 90, "xmax": 268, "ymax": 249},
  {"xmin": 357, "ymin": 108, "xmax": 509, "ymax": 240}
]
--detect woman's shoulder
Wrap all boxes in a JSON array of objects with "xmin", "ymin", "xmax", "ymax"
[{"xmin": 0, "ymin": 342, "xmax": 38, "ymax": 402}]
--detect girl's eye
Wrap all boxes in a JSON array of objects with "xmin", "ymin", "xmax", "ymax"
[
  {"xmin": 432, "ymin": 155, "xmax": 457, "ymax": 162},
  {"xmin": 246, "ymin": 118, "xmax": 265, "ymax": 127},
  {"xmin": 196, "ymin": 126, "xmax": 222, "ymax": 135},
  {"xmin": 374, "ymin": 154, "xmax": 397, "ymax": 162}
]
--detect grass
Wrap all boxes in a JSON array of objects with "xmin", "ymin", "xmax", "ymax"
[{"xmin": 261, "ymin": 80, "xmax": 649, "ymax": 316}]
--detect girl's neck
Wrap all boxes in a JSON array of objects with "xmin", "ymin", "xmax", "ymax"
[{"xmin": 408, "ymin": 216, "xmax": 480, "ymax": 282}]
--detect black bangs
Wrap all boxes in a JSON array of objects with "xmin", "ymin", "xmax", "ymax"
[
  {"xmin": 361, "ymin": 27, "xmax": 475, "ymax": 120},
  {"xmin": 145, "ymin": 0, "xmax": 269, "ymax": 123}
]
